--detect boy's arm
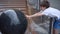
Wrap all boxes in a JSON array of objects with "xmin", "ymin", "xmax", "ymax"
[{"xmin": 26, "ymin": 12, "xmax": 44, "ymax": 18}]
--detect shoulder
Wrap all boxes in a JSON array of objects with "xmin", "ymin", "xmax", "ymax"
[
  {"xmin": 44, "ymin": 7, "xmax": 60, "ymax": 13},
  {"xmin": 49, "ymin": 7, "xmax": 60, "ymax": 11},
  {"xmin": 44, "ymin": 7, "xmax": 53, "ymax": 11}
]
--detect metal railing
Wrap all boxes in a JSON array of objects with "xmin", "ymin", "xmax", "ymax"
[
  {"xmin": 47, "ymin": 15, "xmax": 57, "ymax": 34},
  {"xmin": 41, "ymin": 15, "xmax": 57, "ymax": 34}
]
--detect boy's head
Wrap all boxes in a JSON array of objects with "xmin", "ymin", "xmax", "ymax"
[
  {"xmin": 0, "ymin": 9, "xmax": 27, "ymax": 34},
  {"xmin": 40, "ymin": 0, "xmax": 50, "ymax": 11}
]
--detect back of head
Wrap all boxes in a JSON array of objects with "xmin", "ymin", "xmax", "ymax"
[{"xmin": 0, "ymin": 9, "xmax": 27, "ymax": 34}]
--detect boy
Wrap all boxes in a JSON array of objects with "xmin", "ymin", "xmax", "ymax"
[{"xmin": 26, "ymin": 0, "xmax": 60, "ymax": 34}]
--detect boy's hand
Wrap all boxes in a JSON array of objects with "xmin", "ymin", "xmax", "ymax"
[{"xmin": 25, "ymin": 15, "xmax": 31, "ymax": 19}]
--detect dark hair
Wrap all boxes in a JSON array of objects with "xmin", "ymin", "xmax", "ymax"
[
  {"xmin": 40, "ymin": 0, "xmax": 50, "ymax": 8},
  {"xmin": 0, "ymin": 9, "xmax": 27, "ymax": 34}
]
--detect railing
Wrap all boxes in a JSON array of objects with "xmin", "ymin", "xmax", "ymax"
[
  {"xmin": 49, "ymin": 16, "xmax": 57, "ymax": 34},
  {"xmin": 43, "ymin": 15, "xmax": 57, "ymax": 34}
]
